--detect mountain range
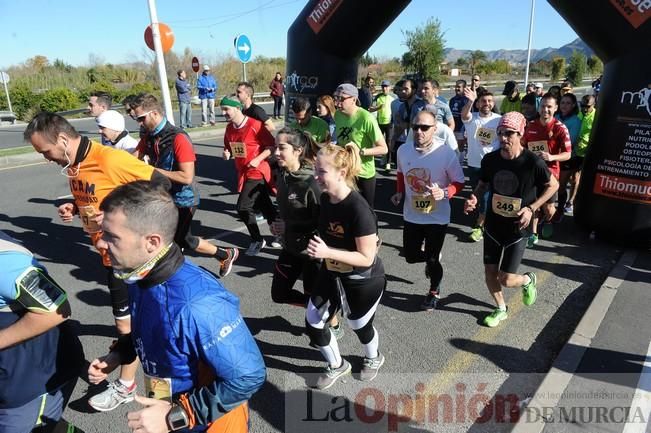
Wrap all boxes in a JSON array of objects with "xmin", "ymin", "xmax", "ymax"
[{"xmin": 444, "ymin": 38, "xmax": 595, "ymax": 65}]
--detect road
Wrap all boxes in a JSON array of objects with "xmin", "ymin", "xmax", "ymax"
[{"xmin": 0, "ymin": 127, "xmax": 622, "ymax": 432}]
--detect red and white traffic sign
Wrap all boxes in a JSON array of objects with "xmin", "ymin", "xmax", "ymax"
[{"xmin": 191, "ymin": 57, "xmax": 200, "ymax": 73}]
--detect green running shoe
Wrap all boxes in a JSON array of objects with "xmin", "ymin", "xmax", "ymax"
[
  {"xmin": 526, "ymin": 234, "xmax": 538, "ymax": 248},
  {"xmin": 522, "ymin": 272, "xmax": 537, "ymax": 306},
  {"xmin": 483, "ymin": 308, "xmax": 508, "ymax": 327},
  {"xmin": 469, "ymin": 226, "xmax": 484, "ymax": 242}
]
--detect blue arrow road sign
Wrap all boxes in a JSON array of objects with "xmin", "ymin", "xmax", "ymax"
[{"xmin": 235, "ymin": 34, "xmax": 252, "ymax": 63}]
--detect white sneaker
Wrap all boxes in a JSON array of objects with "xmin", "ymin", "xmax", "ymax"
[
  {"xmin": 88, "ymin": 380, "xmax": 136, "ymax": 412},
  {"xmin": 270, "ymin": 236, "xmax": 282, "ymax": 248},
  {"xmin": 245, "ymin": 239, "xmax": 266, "ymax": 256}
]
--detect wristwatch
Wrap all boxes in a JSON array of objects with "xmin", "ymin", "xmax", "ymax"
[
  {"xmin": 359, "ymin": 147, "xmax": 365, "ymax": 157},
  {"xmin": 443, "ymin": 188, "xmax": 449, "ymax": 200},
  {"xmin": 166, "ymin": 404, "xmax": 190, "ymax": 431}
]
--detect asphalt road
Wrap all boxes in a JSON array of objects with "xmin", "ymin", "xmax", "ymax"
[{"xmin": 0, "ymin": 126, "xmax": 622, "ymax": 432}]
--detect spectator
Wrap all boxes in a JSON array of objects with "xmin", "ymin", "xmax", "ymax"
[
  {"xmin": 316, "ymin": 95, "xmax": 337, "ymax": 143},
  {"xmin": 175, "ymin": 69, "xmax": 193, "ymax": 129},
  {"xmin": 500, "ymin": 81, "xmax": 522, "ymax": 114},
  {"xmin": 197, "ymin": 65, "xmax": 217, "ymax": 126},
  {"xmin": 269, "ymin": 72, "xmax": 285, "ymax": 119}
]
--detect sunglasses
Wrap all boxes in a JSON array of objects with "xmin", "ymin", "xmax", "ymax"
[
  {"xmin": 135, "ymin": 111, "xmax": 153, "ymax": 122},
  {"xmin": 412, "ymin": 124, "xmax": 435, "ymax": 132},
  {"xmin": 333, "ymin": 95, "xmax": 353, "ymax": 102}
]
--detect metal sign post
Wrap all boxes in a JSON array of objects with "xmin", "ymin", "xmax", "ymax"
[
  {"xmin": 234, "ymin": 34, "xmax": 252, "ymax": 82},
  {"xmin": 1, "ymin": 72, "xmax": 13, "ymax": 113}
]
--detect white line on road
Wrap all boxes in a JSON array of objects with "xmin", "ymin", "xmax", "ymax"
[
  {"xmin": 622, "ymin": 339, "xmax": 651, "ymax": 433},
  {"xmin": 56, "ymin": 194, "xmax": 73, "ymax": 199}
]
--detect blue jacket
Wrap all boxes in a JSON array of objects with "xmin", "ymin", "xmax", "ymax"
[
  {"xmin": 176, "ymin": 78, "xmax": 192, "ymax": 103},
  {"xmin": 197, "ymin": 73, "xmax": 217, "ymax": 100},
  {"xmin": 128, "ymin": 251, "xmax": 265, "ymax": 425}
]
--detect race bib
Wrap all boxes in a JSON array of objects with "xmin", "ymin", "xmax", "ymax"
[
  {"xmin": 79, "ymin": 205, "xmax": 101, "ymax": 233},
  {"xmin": 476, "ymin": 127, "xmax": 496, "ymax": 145},
  {"xmin": 492, "ymin": 194, "xmax": 522, "ymax": 218},
  {"xmin": 411, "ymin": 194, "xmax": 435, "ymax": 214},
  {"xmin": 325, "ymin": 259, "xmax": 354, "ymax": 273},
  {"xmin": 144, "ymin": 375, "xmax": 172, "ymax": 402},
  {"xmin": 529, "ymin": 140, "xmax": 549, "ymax": 154},
  {"xmin": 230, "ymin": 142, "xmax": 247, "ymax": 158}
]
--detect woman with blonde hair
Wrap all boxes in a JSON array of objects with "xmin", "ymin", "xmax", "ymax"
[{"xmin": 305, "ymin": 143, "xmax": 386, "ymax": 390}]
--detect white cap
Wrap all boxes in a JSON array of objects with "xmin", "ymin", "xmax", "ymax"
[
  {"xmin": 203, "ymin": 65, "xmax": 211, "ymax": 71},
  {"xmin": 96, "ymin": 110, "xmax": 125, "ymax": 132},
  {"xmin": 534, "ymin": 82, "xmax": 543, "ymax": 88}
]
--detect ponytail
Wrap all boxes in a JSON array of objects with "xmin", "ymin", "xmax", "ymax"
[{"xmin": 318, "ymin": 143, "xmax": 361, "ymax": 190}]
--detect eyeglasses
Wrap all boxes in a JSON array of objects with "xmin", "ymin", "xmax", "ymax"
[
  {"xmin": 497, "ymin": 129, "xmax": 518, "ymax": 137},
  {"xmin": 412, "ymin": 124, "xmax": 435, "ymax": 132},
  {"xmin": 333, "ymin": 95, "xmax": 353, "ymax": 102},
  {"xmin": 135, "ymin": 111, "xmax": 153, "ymax": 122}
]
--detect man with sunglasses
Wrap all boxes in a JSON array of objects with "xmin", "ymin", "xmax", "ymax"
[
  {"xmin": 132, "ymin": 94, "xmax": 240, "ymax": 276},
  {"xmin": 333, "ymin": 83, "xmax": 388, "ymax": 207},
  {"xmin": 464, "ymin": 112, "xmax": 558, "ymax": 328},
  {"xmin": 391, "ymin": 110, "xmax": 465, "ymax": 311},
  {"xmin": 24, "ymin": 112, "xmax": 164, "ymax": 412}
]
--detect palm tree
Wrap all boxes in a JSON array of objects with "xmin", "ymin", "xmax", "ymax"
[{"xmin": 467, "ymin": 50, "xmax": 487, "ymax": 76}]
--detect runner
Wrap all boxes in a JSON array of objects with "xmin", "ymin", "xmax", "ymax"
[
  {"xmin": 333, "ymin": 83, "xmax": 388, "ymax": 207},
  {"xmin": 24, "ymin": 112, "xmax": 162, "ymax": 412},
  {"xmin": 522, "ymin": 94, "xmax": 571, "ymax": 245},
  {"xmin": 464, "ymin": 112, "xmax": 559, "ymax": 327},
  {"xmin": 0, "ymin": 231, "xmax": 83, "ymax": 433},
  {"xmin": 461, "ymin": 87, "xmax": 502, "ymax": 242},
  {"xmin": 221, "ymin": 96, "xmax": 278, "ymax": 256},
  {"xmin": 89, "ymin": 180, "xmax": 265, "ymax": 433},
  {"xmin": 132, "ymin": 94, "xmax": 239, "ymax": 277},
  {"xmin": 305, "ymin": 143, "xmax": 386, "ymax": 389},
  {"xmin": 270, "ymin": 127, "xmax": 342, "ymax": 337},
  {"xmin": 391, "ymin": 111, "xmax": 465, "ymax": 311}
]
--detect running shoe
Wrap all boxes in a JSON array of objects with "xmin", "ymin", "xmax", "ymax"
[
  {"xmin": 270, "ymin": 236, "xmax": 283, "ymax": 249},
  {"xmin": 218, "ymin": 247, "xmax": 239, "ymax": 278},
  {"xmin": 541, "ymin": 222, "xmax": 554, "ymax": 239},
  {"xmin": 483, "ymin": 308, "xmax": 508, "ymax": 328},
  {"xmin": 385, "ymin": 163, "xmax": 391, "ymax": 171},
  {"xmin": 245, "ymin": 239, "xmax": 266, "ymax": 256},
  {"xmin": 255, "ymin": 214, "xmax": 265, "ymax": 222},
  {"xmin": 360, "ymin": 352, "xmax": 385, "ymax": 382},
  {"xmin": 314, "ymin": 359, "xmax": 352, "ymax": 390},
  {"xmin": 564, "ymin": 204, "xmax": 574, "ymax": 215},
  {"xmin": 88, "ymin": 380, "xmax": 136, "ymax": 412},
  {"xmin": 526, "ymin": 234, "xmax": 539, "ymax": 248},
  {"xmin": 522, "ymin": 272, "xmax": 537, "ymax": 306},
  {"xmin": 469, "ymin": 226, "xmax": 484, "ymax": 242},
  {"xmin": 420, "ymin": 291, "xmax": 440, "ymax": 311}
]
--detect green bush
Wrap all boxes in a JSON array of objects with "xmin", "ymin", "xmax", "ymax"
[
  {"xmin": 39, "ymin": 87, "xmax": 79, "ymax": 112},
  {"xmin": 7, "ymin": 82, "xmax": 41, "ymax": 120}
]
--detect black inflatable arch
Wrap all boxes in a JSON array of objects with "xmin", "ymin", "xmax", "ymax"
[{"xmin": 286, "ymin": 0, "xmax": 651, "ymax": 246}]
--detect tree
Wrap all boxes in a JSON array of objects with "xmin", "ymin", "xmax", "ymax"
[
  {"xmin": 586, "ymin": 55, "xmax": 603, "ymax": 77},
  {"xmin": 467, "ymin": 50, "xmax": 487, "ymax": 76},
  {"xmin": 25, "ymin": 55, "xmax": 49, "ymax": 71},
  {"xmin": 565, "ymin": 51, "xmax": 586, "ymax": 86},
  {"xmin": 551, "ymin": 57, "xmax": 565, "ymax": 82},
  {"xmin": 360, "ymin": 52, "xmax": 377, "ymax": 68},
  {"xmin": 400, "ymin": 18, "xmax": 446, "ymax": 81}
]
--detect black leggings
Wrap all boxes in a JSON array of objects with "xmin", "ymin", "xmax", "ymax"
[
  {"xmin": 403, "ymin": 221, "xmax": 447, "ymax": 292},
  {"xmin": 306, "ymin": 265, "xmax": 385, "ymax": 347},
  {"xmin": 236, "ymin": 179, "xmax": 277, "ymax": 241},
  {"xmin": 356, "ymin": 176, "xmax": 376, "ymax": 208},
  {"xmin": 271, "ymin": 250, "xmax": 320, "ymax": 305},
  {"xmin": 175, "ymin": 206, "xmax": 200, "ymax": 251}
]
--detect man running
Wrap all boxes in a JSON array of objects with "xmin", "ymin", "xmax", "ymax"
[
  {"xmin": 132, "ymin": 94, "xmax": 239, "ymax": 277},
  {"xmin": 464, "ymin": 112, "xmax": 558, "ymax": 328},
  {"xmin": 89, "ymin": 180, "xmax": 265, "ymax": 433},
  {"xmin": 391, "ymin": 111, "xmax": 465, "ymax": 311},
  {"xmin": 24, "ymin": 112, "xmax": 162, "ymax": 411}
]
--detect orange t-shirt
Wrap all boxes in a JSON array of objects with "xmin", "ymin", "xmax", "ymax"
[{"xmin": 69, "ymin": 141, "xmax": 155, "ymax": 266}]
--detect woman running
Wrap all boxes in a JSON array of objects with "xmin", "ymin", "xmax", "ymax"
[{"xmin": 305, "ymin": 143, "xmax": 386, "ymax": 390}]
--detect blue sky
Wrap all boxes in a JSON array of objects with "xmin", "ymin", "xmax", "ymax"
[{"xmin": 0, "ymin": 0, "xmax": 579, "ymax": 69}]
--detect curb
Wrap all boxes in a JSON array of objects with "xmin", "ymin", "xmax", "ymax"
[{"xmin": 512, "ymin": 248, "xmax": 639, "ymax": 433}]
